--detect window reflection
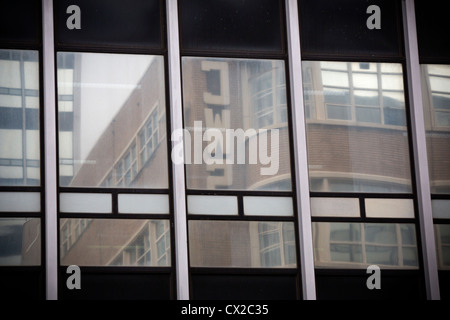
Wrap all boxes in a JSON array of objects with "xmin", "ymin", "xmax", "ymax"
[
  {"xmin": 182, "ymin": 57, "xmax": 292, "ymax": 191},
  {"xmin": 0, "ymin": 218, "xmax": 41, "ymax": 266},
  {"xmin": 421, "ymin": 64, "xmax": 450, "ymax": 194},
  {"xmin": 59, "ymin": 219, "xmax": 171, "ymax": 267},
  {"xmin": 313, "ymin": 222, "xmax": 419, "ymax": 269},
  {"xmin": 302, "ymin": 61, "xmax": 412, "ymax": 193},
  {"xmin": 0, "ymin": 49, "xmax": 40, "ymax": 186},
  {"xmin": 57, "ymin": 52, "xmax": 168, "ymax": 188},
  {"xmin": 435, "ymin": 224, "xmax": 450, "ymax": 270},
  {"xmin": 188, "ymin": 220, "xmax": 296, "ymax": 268}
]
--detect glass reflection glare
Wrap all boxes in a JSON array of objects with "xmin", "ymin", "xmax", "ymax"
[{"xmin": 57, "ymin": 52, "xmax": 168, "ymax": 188}]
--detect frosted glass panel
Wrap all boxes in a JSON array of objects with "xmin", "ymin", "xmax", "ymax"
[
  {"xmin": 118, "ymin": 194, "xmax": 169, "ymax": 214},
  {"xmin": 0, "ymin": 192, "xmax": 40, "ymax": 212},
  {"xmin": 0, "ymin": 218, "xmax": 41, "ymax": 266},
  {"xmin": 365, "ymin": 199, "xmax": 414, "ymax": 218},
  {"xmin": 243, "ymin": 196, "xmax": 293, "ymax": 216},
  {"xmin": 310, "ymin": 197, "xmax": 359, "ymax": 217},
  {"xmin": 60, "ymin": 193, "xmax": 112, "ymax": 213},
  {"xmin": 432, "ymin": 200, "xmax": 450, "ymax": 219},
  {"xmin": 187, "ymin": 195, "xmax": 238, "ymax": 215}
]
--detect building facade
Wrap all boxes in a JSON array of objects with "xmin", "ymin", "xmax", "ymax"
[{"xmin": 0, "ymin": 0, "xmax": 449, "ymax": 300}]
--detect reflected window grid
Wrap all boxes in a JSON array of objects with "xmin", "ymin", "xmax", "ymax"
[
  {"xmin": 314, "ymin": 222, "xmax": 419, "ymax": 269},
  {"xmin": 0, "ymin": 49, "xmax": 40, "ymax": 186}
]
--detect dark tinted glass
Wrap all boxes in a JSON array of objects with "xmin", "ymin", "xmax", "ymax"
[
  {"xmin": 191, "ymin": 274, "xmax": 297, "ymax": 300},
  {"xmin": 0, "ymin": 1, "xmax": 41, "ymax": 44},
  {"xmin": 179, "ymin": 0, "xmax": 284, "ymax": 53},
  {"xmin": 299, "ymin": 0, "xmax": 403, "ymax": 58},
  {"xmin": 415, "ymin": 0, "xmax": 450, "ymax": 61},
  {"xmin": 55, "ymin": 0, "xmax": 163, "ymax": 49}
]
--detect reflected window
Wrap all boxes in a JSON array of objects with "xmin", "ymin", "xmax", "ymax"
[
  {"xmin": 182, "ymin": 57, "xmax": 292, "ymax": 191},
  {"xmin": 59, "ymin": 219, "xmax": 171, "ymax": 267},
  {"xmin": 57, "ymin": 52, "xmax": 168, "ymax": 188},
  {"xmin": 421, "ymin": 64, "xmax": 450, "ymax": 194},
  {"xmin": 0, "ymin": 218, "xmax": 41, "ymax": 266},
  {"xmin": 313, "ymin": 222, "xmax": 419, "ymax": 269},
  {"xmin": 435, "ymin": 224, "xmax": 450, "ymax": 270},
  {"xmin": 189, "ymin": 220, "xmax": 296, "ymax": 268},
  {"xmin": 302, "ymin": 61, "xmax": 412, "ymax": 193},
  {"xmin": 0, "ymin": 49, "xmax": 40, "ymax": 186}
]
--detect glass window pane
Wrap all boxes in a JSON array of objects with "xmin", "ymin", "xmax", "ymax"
[
  {"xmin": 313, "ymin": 222, "xmax": 419, "ymax": 269},
  {"xmin": 0, "ymin": 218, "xmax": 41, "ymax": 266},
  {"xmin": 189, "ymin": 221, "xmax": 296, "ymax": 268},
  {"xmin": 435, "ymin": 224, "xmax": 450, "ymax": 270},
  {"xmin": 0, "ymin": 192, "xmax": 40, "ymax": 212},
  {"xmin": 432, "ymin": 200, "xmax": 450, "ymax": 219},
  {"xmin": 57, "ymin": 52, "xmax": 168, "ymax": 188},
  {"xmin": 59, "ymin": 219, "xmax": 171, "ymax": 267},
  {"xmin": 55, "ymin": 0, "xmax": 162, "ymax": 49},
  {"xmin": 365, "ymin": 199, "xmax": 415, "ymax": 218},
  {"xmin": 0, "ymin": 49, "xmax": 40, "ymax": 186},
  {"xmin": 179, "ymin": 0, "xmax": 283, "ymax": 53},
  {"xmin": 421, "ymin": 64, "xmax": 450, "ymax": 194},
  {"xmin": 303, "ymin": 61, "xmax": 412, "ymax": 193},
  {"xmin": 310, "ymin": 197, "xmax": 360, "ymax": 218},
  {"xmin": 182, "ymin": 57, "xmax": 292, "ymax": 191},
  {"xmin": 187, "ymin": 195, "xmax": 238, "ymax": 216},
  {"xmin": 60, "ymin": 193, "xmax": 112, "ymax": 213},
  {"xmin": 118, "ymin": 194, "xmax": 169, "ymax": 214},
  {"xmin": 243, "ymin": 196, "xmax": 293, "ymax": 216}
]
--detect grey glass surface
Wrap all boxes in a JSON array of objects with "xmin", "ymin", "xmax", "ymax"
[
  {"xmin": 57, "ymin": 52, "xmax": 168, "ymax": 188},
  {"xmin": 189, "ymin": 220, "xmax": 296, "ymax": 268},
  {"xmin": 312, "ymin": 222, "xmax": 419, "ymax": 269},
  {"xmin": 59, "ymin": 219, "xmax": 171, "ymax": 267},
  {"xmin": 435, "ymin": 224, "xmax": 450, "ymax": 270},
  {"xmin": 0, "ymin": 218, "xmax": 41, "ymax": 266},
  {"xmin": 302, "ymin": 61, "xmax": 412, "ymax": 193},
  {"xmin": 0, "ymin": 49, "xmax": 40, "ymax": 186},
  {"xmin": 421, "ymin": 65, "xmax": 450, "ymax": 194},
  {"xmin": 182, "ymin": 57, "xmax": 292, "ymax": 191}
]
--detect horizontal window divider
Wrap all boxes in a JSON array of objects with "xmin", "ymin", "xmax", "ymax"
[
  {"xmin": 186, "ymin": 190, "xmax": 293, "ymax": 197},
  {"xmin": 314, "ymin": 268, "xmax": 422, "ymax": 276},
  {"xmin": 311, "ymin": 216, "xmax": 417, "ymax": 224},
  {"xmin": 179, "ymin": 50, "xmax": 287, "ymax": 60},
  {"xmin": 431, "ymin": 194, "xmax": 450, "ymax": 200},
  {"xmin": 310, "ymin": 192, "xmax": 414, "ymax": 199},
  {"xmin": 301, "ymin": 54, "xmax": 406, "ymax": 63},
  {"xmin": 58, "ymin": 213, "xmax": 171, "ymax": 220},
  {"xmin": 0, "ymin": 212, "xmax": 42, "ymax": 218},
  {"xmin": 58, "ymin": 187, "xmax": 169, "ymax": 195},
  {"xmin": 54, "ymin": 44, "xmax": 166, "ymax": 56},
  {"xmin": 189, "ymin": 267, "xmax": 299, "ymax": 276},
  {"xmin": 433, "ymin": 219, "xmax": 450, "ymax": 225},
  {"xmin": 58, "ymin": 265, "xmax": 173, "ymax": 274},
  {"xmin": 187, "ymin": 215, "xmax": 294, "ymax": 222},
  {"xmin": 0, "ymin": 186, "xmax": 41, "ymax": 192}
]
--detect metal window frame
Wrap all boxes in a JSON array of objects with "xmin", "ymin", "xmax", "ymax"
[
  {"xmin": 42, "ymin": 0, "xmax": 58, "ymax": 300},
  {"xmin": 402, "ymin": 0, "xmax": 440, "ymax": 300},
  {"xmin": 285, "ymin": 0, "xmax": 316, "ymax": 300}
]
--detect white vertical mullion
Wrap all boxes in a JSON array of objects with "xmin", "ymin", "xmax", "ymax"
[
  {"xmin": 166, "ymin": 0, "xmax": 190, "ymax": 300},
  {"xmin": 42, "ymin": 0, "xmax": 58, "ymax": 300},
  {"xmin": 402, "ymin": 0, "xmax": 440, "ymax": 300},
  {"xmin": 285, "ymin": 0, "xmax": 316, "ymax": 300}
]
